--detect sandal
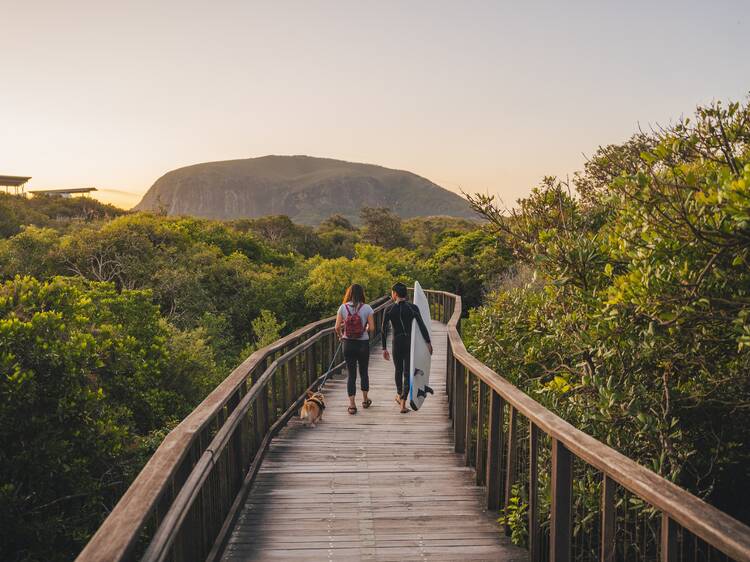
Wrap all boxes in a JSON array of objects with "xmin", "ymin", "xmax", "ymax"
[
  {"xmin": 348, "ymin": 405, "xmax": 357, "ymax": 415},
  {"xmin": 362, "ymin": 399, "xmax": 372, "ymax": 409},
  {"xmin": 400, "ymin": 407, "xmax": 410, "ymax": 414}
]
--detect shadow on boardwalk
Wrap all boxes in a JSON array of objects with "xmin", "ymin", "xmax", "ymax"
[{"xmin": 222, "ymin": 321, "xmax": 528, "ymax": 561}]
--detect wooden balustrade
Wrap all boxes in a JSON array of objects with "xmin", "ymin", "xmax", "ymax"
[
  {"xmin": 78, "ymin": 288, "xmax": 750, "ymax": 562},
  {"xmin": 421, "ymin": 289, "xmax": 750, "ymax": 562},
  {"xmin": 76, "ymin": 297, "xmax": 389, "ymax": 562}
]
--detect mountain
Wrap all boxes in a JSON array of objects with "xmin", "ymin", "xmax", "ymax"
[{"xmin": 134, "ymin": 155, "xmax": 475, "ymax": 224}]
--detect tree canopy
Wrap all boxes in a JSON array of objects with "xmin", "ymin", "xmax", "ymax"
[{"xmin": 465, "ymin": 96, "xmax": 750, "ymax": 531}]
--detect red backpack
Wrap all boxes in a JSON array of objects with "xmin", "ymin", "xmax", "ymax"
[{"xmin": 344, "ymin": 304, "xmax": 365, "ymax": 339}]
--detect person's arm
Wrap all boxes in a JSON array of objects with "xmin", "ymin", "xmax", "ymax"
[
  {"xmin": 381, "ymin": 305, "xmax": 391, "ymax": 350},
  {"xmin": 411, "ymin": 304, "xmax": 433, "ymax": 354},
  {"xmin": 381, "ymin": 305, "xmax": 391, "ymax": 359},
  {"xmin": 335, "ymin": 308, "xmax": 344, "ymax": 339},
  {"xmin": 367, "ymin": 312, "xmax": 376, "ymax": 337}
]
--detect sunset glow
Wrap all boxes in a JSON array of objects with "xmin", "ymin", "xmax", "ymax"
[{"xmin": 2, "ymin": 0, "xmax": 748, "ymax": 209}]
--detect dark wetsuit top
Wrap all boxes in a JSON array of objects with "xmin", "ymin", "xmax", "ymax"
[{"xmin": 381, "ymin": 300, "xmax": 431, "ymax": 349}]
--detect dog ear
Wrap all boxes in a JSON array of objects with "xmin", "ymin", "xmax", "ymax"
[{"xmin": 306, "ymin": 390, "xmax": 314, "ymax": 397}]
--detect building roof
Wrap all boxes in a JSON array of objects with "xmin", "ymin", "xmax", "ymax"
[
  {"xmin": 0, "ymin": 175, "xmax": 32, "ymax": 187},
  {"xmin": 28, "ymin": 187, "xmax": 98, "ymax": 194}
]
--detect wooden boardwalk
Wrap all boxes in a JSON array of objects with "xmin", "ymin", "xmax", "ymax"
[{"xmin": 222, "ymin": 322, "xmax": 527, "ymax": 561}]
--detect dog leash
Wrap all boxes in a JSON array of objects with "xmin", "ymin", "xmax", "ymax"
[{"xmin": 317, "ymin": 339, "xmax": 344, "ymax": 391}]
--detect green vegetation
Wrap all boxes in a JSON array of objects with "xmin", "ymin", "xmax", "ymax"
[
  {"xmin": 465, "ymin": 96, "xmax": 750, "ymax": 538},
  {"xmin": 5, "ymin": 94, "xmax": 748, "ymax": 560},
  {"xmin": 0, "ymin": 193, "xmax": 125, "ymax": 238},
  {"xmin": 0, "ymin": 199, "xmax": 498, "ymax": 560}
]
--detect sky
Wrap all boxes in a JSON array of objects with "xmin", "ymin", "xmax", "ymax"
[{"xmin": 1, "ymin": 0, "xmax": 748, "ymax": 209}]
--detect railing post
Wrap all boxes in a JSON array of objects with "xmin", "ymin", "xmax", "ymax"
[
  {"xmin": 503, "ymin": 405, "xmax": 517, "ymax": 535},
  {"xmin": 475, "ymin": 380, "xmax": 487, "ymax": 485},
  {"xmin": 529, "ymin": 423, "xmax": 540, "ymax": 562},
  {"xmin": 464, "ymin": 370, "xmax": 474, "ymax": 467},
  {"xmin": 278, "ymin": 360, "xmax": 286, "ymax": 415},
  {"xmin": 454, "ymin": 361, "xmax": 466, "ymax": 454},
  {"xmin": 550, "ymin": 438, "xmax": 572, "ymax": 562},
  {"xmin": 446, "ymin": 343, "xmax": 453, "ymax": 417},
  {"xmin": 269, "ymin": 365, "xmax": 278, "ymax": 422},
  {"xmin": 319, "ymin": 340, "xmax": 328, "ymax": 381},
  {"xmin": 302, "ymin": 346, "xmax": 315, "ymax": 388},
  {"xmin": 288, "ymin": 356, "xmax": 298, "ymax": 411},
  {"xmin": 661, "ymin": 514, "xmax": 678, "ymax": 562},
  {"xmin": 601, "ymin": 475, "xmax": 616, "ymax": 562},
  {"xmin": 258, "ymin": 386, "xmax": 269, "ymax": 436},
  {"xmin": 255, "ymin": 359, "xmax": 269, "ymax": 438},
  {"xmin": 486, "ymin": 390, "xmax": 504, "ymax": 510},
  {"xmin": 330, "ymin": 333, "xmax": 336, "ymax": 372}
]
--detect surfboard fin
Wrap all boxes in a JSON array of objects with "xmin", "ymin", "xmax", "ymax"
[{"xmin": 416, "ymin": 385, "xmax": 434, "ymax": 399}]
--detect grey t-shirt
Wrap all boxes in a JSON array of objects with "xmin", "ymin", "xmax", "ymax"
[{"xmin": 338, "ymin": 302, "xmax": 374, "ymax": 340}]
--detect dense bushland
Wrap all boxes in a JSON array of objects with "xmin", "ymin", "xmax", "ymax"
[
  {"xmin": 5, "ymin": 94, "xmax": 748, "ymax": 559},
  {"xmin": 465, "ymin": 97, "xmax": 750, "ymax": 540},
  {"xmin": 0, "ymin": 200, "xmax": 505, "ymax": 560}
]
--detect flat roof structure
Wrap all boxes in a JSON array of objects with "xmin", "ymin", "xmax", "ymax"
[
  {"xmin": 28, "ymin": 187, "xmax": 98, "ymax": 198},
  {"xmin": 0, "ymin": 175, "xmax": 32, "ymax": 194},
  {"xmin": 29, "ymin": 187, "xmax": 97, "ymax": 195}
]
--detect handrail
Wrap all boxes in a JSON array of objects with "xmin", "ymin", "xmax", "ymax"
[
  {"xmin": 142, "ymin": 327, "xmax": 339, "ymax": 561},
  {"xmin": 424, "ymin": 288, "xmax": 750, "ymax": 562},
  {"xmin": 79, "ymin": 287, "xmax": 750, "ymax": 562},
  {"xmin": 77, "ymin": 296, "xmax": 389, "ymax": 562}
]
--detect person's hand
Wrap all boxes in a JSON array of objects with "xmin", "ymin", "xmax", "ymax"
[
  {"xmin": 383, "ymin": 350, "xmax": 390, "ymax": 361},
  {"xmin": 427, "ymin": 343, "xmax": 433, "ymax": 355}
]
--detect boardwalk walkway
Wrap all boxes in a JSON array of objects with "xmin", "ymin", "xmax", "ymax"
[{"xmin": 222, "ymin": 321, "xmax": 527, "ymax": 561}]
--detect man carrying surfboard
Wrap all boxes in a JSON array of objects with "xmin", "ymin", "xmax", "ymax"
[{"xmin": 382, "ymin": 282, "xmax": 432, "ymax": 414}]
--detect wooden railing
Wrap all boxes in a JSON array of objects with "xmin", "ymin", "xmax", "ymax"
[
  {"xmin": 421, "ymin": 289, "xmax": 750, "ymax": 562},
  {"xmin": 76, "ymin": 297, "xmax": 389, "ymax": 562},
  {"xmin": 79, "ymin": 288, "xmax": 750, "ymax": 562}
]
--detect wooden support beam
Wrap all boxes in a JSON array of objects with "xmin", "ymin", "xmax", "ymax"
[
  {"xmin": 503, "ymin": 405, "xmax": 517, "ymax": 535},
  {"xmin": 476, "ymin": 380, "xmax": 487, "ymax": 485},
  {"xmin": 486, "ymin": 391, "xmax": 504, "ymax": 510},
  {"xmin": 287, "ymin": 356, "xmax": 297, "ymax": 412},
  {"xmin": 454, "ymin": 361, "xmax": 466, "ymax": 454},
  {"xmin": 601, "ymin": 475, "xmax": 616, "ymax": 562},
  {"xmin": 464, "ymin": 370, "xmax": 474, "ymax": 467},
  {"xmin": 550, "ymin": 438, "xmax": 572, "ymax": 562},
  {"xmin": 661, "ymin": 513, "xmax": 678, "ymax": 562},
  {"xmin": 529, "ymin": 423, "xmax": 540, "ymax": 562}
]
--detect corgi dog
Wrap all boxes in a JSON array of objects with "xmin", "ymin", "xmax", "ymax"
[{"xmin": 300, "ymin": 391, "xmax": 325, "ymax": 427}]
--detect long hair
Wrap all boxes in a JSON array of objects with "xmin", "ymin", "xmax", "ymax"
[{"xmin": 343, "ymin": 283, "xmax": 366, "ymax": 305}]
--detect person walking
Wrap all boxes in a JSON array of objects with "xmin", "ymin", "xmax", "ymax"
[
  {"xmin": 382, "ymin": 282, "xmax": 432, "ymax": 413},
  {"xmin": 335, "ymin": 284, "xmax": 375, "ymax": 415}
]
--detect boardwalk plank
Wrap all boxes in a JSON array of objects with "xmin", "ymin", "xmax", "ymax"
[{"xmin": 222, "ymin": 322, "xmax": 527, "ymax": 561}]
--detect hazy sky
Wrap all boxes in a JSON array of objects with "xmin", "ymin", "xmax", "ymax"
[{"xmin": 2, "ymin": 1, "xmax": 748, "ymax": 208}]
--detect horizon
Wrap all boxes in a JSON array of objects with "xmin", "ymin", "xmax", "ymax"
[{"xmin": 2, "ymin": 1, "xmax": 749, "ymax": 209}]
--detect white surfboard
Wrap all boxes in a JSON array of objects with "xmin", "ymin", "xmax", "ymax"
[{"xmin": 409, "ymin": 281, "xmax": 433, "ymax": 411}]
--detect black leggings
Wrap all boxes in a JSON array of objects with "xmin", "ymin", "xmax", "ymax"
[
  {"xmin": 392, "ymin": 334, "xmax": 411, "ymax": 400},
  {"xmin": 343, "ymin": 339, "xmax": 370, "ymax": 397}
]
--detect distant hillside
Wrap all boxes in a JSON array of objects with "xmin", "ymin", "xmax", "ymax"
[{"xmin": 134, "ymin": 155, "xmax": 475, "ymax": 225}]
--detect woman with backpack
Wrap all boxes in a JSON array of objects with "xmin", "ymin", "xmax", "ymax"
[{"xmin": 335, "ymin": 284, "xmax": 375, "ymax": 415}]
